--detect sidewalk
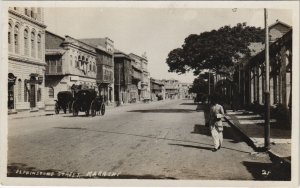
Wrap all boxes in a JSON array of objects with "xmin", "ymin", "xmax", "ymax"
[{"xmin": 224, "ymin": 110, "xmax": 291, "ymax": 165}]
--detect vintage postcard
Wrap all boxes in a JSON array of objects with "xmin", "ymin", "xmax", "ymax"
[{"xmin": 0, "ymin": 1, "xmax": 299, "ymax": 187}]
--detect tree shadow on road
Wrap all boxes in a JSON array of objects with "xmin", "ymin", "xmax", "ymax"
[{"xmin": 127, "ymin": 109, "xmax": 195, "ymax": 113}]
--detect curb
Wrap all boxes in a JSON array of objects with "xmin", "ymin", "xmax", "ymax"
[
  {"xmin": 224, "ymin": 115, "xmax": 260, "ymax": 150},
  {"xmin": 224, "ymin": 115, "xmax": 291, "ymax": 166},
  {"xmin": 268, "ymin": 149, "xmax": 291, "ymax": 165}
]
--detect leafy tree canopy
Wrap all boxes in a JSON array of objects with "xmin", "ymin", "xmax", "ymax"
[{"xmin": 166, "ymin": 23, "xmax": 264, "ymax": 76}]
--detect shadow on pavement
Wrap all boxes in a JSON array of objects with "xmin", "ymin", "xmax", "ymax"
[
  {"xmin": 180, "ymin": 103, "xmax": 197, "ymax": 105},
  {"xmin": 242, "ymin": 161, "xmax": 291, "ymax": 180},
  {"xmin": 169, "ymin": 143, "xmax": 212, "ymax": 151},
  {"xmin": 127, "ymin": 109, "xmax": 195, "ymax": 113},
  {"xmin": 54, "ymin": 127, "xmax": 87, "ymax": 130},
  {"xmin": 192, "ymin": 124, "xmax": 210, "ymax": 136},
  {"xmin": 52, "ymin": 127, "xmax": 214, "ymax": 147}
]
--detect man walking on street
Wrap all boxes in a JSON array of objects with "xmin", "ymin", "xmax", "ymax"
[{"xmin": 209, "ymin": 95, "xmax": 225, "ymax": 152}]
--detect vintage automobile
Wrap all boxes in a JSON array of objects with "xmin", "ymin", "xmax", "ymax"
[
  {"xmin": 55, "ymin": 91, "xmax": 74, "ymax": 114},
  {"xmin": 72, "ymin": 89, "xmax": 105, "ymax": 117}
]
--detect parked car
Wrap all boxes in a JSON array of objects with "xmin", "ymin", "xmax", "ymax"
[
  {"xmin": 55, "ymin": 91, "xmax": 74, "ymax": 114},
  {"xmin": 72, "ymin": 89, "xmax": 105, "ymax": 117}
]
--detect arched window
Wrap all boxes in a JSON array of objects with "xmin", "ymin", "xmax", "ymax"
[
  {"xmin": 48, "ymin": 87, "xmax": 54, "ymax": 98},
  {"xmin": 31, "ymin": 30, "xmax": 36, "ymax": 57},
  {"xmin": 37, "ymin": 33, "xmax": 42, "ymax": 59},
  {"xmin": 18, "ymin": 79, "xmax": 22, "ymax": 102},
  {"xmin": 24, "ymin": 28, "xmax": 29, "ymax": 56},
  {"xmin": 8, "ymin": 22, "xmax": 12, "ymax": 52},
  {"xmin": 14, "ymin": 25, "xmax": 19, "ymax": 54}
]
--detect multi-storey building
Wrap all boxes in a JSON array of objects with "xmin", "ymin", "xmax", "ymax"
[
  {"xmin": 150, "ymin": 78, "xmax": 165, "ymax": 101},
  {"xmin": 129, "ymin": 53, "xmax": 150, "ymax": 100},
  {"xmin": 8, "ymin": 7, "xmax": 47, "ymax": 113},
  {"xmin": 44, "ymin": 31, "xmax": 97, "ymax": 108},
  {"xmin": 113, "ymin": 50, "xmax": 133, "ymax": 104},
  {"xmin": 178, "ymin": 83, "xmax": 192, "ymax": 99},
  {"xmin": 80, "ymin": 38, "xmax": 115, "ymax": 105},
  {"xmin": 161, "ymin": 79, "xmax": 179, "ymax": 99}
]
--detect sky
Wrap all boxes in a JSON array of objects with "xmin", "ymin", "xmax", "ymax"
[{"xmin": 44, "ymin": 8, "xmax": 292, "ymax": 83}]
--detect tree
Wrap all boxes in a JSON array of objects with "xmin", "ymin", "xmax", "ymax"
[
  {"xmin": 166, "ymin": 23, "xmax": 264, "ymax": 76},
  {"xmin": 189, "ymin": 75, "xmax": 213, "ymax": 94}
]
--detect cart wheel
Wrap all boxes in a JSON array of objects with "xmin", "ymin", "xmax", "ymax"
[
  {"xmin": 91, "ymin": 101, "xmax": 96, "ymax": 117},
  {"xmin": 55, "ymin": 103, "xmax": 60, "ymax": 114},
  {"xmin": 100, "ymin": 104, "xmax": 105, "ymax": 116},
  {"xmin": 72, "ymin": 101, "xmax": 78, "ymax": 116}
]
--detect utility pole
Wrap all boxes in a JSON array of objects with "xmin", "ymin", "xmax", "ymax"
[
  {"xmin": 118, "ymin": 63, "xmax": 122, "ymax": 106},
  {"xmin": 264, "ymin": 8, "xmax": 271, "ymax": 150},
  {"xmin": 208, "ymin": 70, "xmax": 211, "ymax": 96}
]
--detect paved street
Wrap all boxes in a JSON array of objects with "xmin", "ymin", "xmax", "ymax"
[{"xmin": 8, "ymin": 99, "xmax": 280, "ymax": 180}]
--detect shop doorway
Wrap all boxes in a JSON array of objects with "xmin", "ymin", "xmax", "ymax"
[
  {"xmin": 8, "ymin": 85, "xmax": 14, "ymax": 110},
  {"xmin": 8, "ymin": 73, "xmax": 16, "ymax": 110},
  {"xmin": 30, "ymin": 84, "xmax": 36, "ymax": 108}
]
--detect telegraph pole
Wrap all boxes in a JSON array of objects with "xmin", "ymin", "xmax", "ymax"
[{"xmin": 264, "ymin": 8, "xmax": 271, "ymax": 150}]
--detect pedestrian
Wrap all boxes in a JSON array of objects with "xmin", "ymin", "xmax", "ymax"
[{"xmin": 209, "ymin": 95, "xmax": 225, "ymax": 152}]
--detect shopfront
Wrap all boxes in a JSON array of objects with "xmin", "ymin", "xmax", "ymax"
[{"xmin": 8, "ymin": 73, "xmax": 17, "ymax": 110}]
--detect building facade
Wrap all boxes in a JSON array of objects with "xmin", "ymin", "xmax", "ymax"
[
  {"xmin": 150, "ymin": 78, "xmax": 165, "ymax": 101},
  {"xmin": 80, "ymin": 38, "xmax": 115, "ymax": 105},
  {"xmin": 114, "ymin": 50, "xmax": 132, "ymax": 104},
  {"xmin": 45, "ymin": 31, "xmax": 97, "ymax": 108},
  {"xmin": 129, "ymin": 53, "xmax": 150, "ymax": 101},
  {"xmin": 8, "ymin": 7, "xmax": 47, "ymax": 113},
  {"xmin": 161, "ymin": 79, "xmax": 179, "ymax": 99}
]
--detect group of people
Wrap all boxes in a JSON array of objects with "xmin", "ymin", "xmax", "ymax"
[{"xmin": 203, "ymin": 95, "xmax": 226, "ymax": 152}]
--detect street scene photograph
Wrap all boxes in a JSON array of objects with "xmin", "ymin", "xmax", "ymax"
[{"xmin": 1, "ymin": 1, "xmax": 299, "ymax": 186}]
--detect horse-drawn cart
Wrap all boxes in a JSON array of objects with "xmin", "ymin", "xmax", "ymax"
[
  {"xmin": 55, "ymin": 91, "xmax": 74, "ymax": 114},
  {"xmin": 72, "ymin": 89, "xmax": 105, "ymax": 117}
]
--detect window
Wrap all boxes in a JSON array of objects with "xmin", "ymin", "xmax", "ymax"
[
  {"xmin": 31, "ymin": 8, "xmax": 34, "ymax": 18},
  {"xmin": 18, "ymin": 79, "xmax": 22, "ymax": 102},
  {"xmin": 37, "ymin": 88, "xmax": 41, "ymax": 102},
  {"xmin": 24, "ymin": 28, "xmax": 29, "ymax": 56},
  {"xmin": 37, "ymin": 33, "xmax": 42, "ymax": 58},
  {"xmin": 25, "ymin": 8, "xmax": 29, "ymax": 16},
  {"xmin": 14, "ymin": 25, "xmax": 19, "ymax": 54},
  {"xmin": 48, "ymin": 87, "xmax": 54, "ymax": 98},
  {"xmin": 8, "ymin": 23, "xmax": 12, "ymax": 52},
  {"xmin": 31, "ymin": 30, "xmax": 35, "ymax": 57}
]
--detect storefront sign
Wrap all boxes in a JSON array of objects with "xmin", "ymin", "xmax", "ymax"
[{"xmin": 70, "ymin": 76, "xmax": 79, "ymax": 81}]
